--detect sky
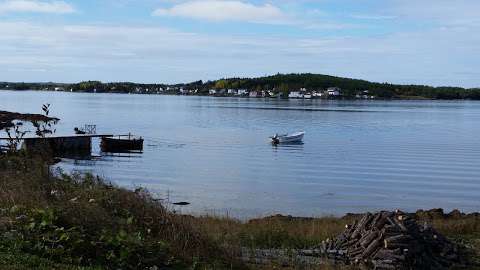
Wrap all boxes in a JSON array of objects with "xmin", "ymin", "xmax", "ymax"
[{"xmin": 0, "ymin": 0, "xmax": 479, "ymax": 87}]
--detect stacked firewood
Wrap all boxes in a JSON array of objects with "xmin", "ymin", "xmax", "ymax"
[{"xmin": 318, "ymin": 210, "xmax": 460, "ymax": 269}]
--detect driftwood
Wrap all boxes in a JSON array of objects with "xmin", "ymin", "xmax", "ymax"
[
  {"xmin": 315, "ymin": 211, "xmax": 461, "ymax": 270},
  {"xmin": 240, "ymin": 248, "xmax": 335, "ymax": 268},
  {"xmin": 239, "ymin": 210, "xmax": 468, "ymax": 269}
]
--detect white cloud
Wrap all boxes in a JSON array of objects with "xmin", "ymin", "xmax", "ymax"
[
  {"xmin": 351, "ymin": 15, "xmax": 397, "ymax": 20},
  {"xmin": 390, "ymin": 0, "xmax": 480, "ymax": 27},
  {"xmin": 152, "ymin": 0, "xmax": 291, "ymax": 24},
  {"xmin": 0, "ymin": 21, "xmax": 478, "ymax": 87},
  {"xmin": 0, "ymin": 0, "xmax": 74, "ymax": 14}
]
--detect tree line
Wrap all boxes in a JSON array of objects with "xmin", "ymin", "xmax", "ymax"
[{"xmin": 1, "ymin": 73, "xmax": 479, "ymax": 99}]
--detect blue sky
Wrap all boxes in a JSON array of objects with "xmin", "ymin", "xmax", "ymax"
[{"xmin": 0, "ymin": 0, "xmax": 479, "ymax": 87}]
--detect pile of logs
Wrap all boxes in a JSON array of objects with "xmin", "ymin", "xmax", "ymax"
[{"xmin": 317, "ymin": 210, "xmax": 460, "ymax": 270}]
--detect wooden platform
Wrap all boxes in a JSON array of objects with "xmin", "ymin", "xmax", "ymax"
[
  {"xmin": 0, "ymin": 134, "xmax": 113, "ymax": 140},
  {"xmin": 0, "ymin": 134, "xmax": 114, "ymax": 158}
]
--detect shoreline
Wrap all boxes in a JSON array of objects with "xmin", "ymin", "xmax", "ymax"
[
  {"xmin": 2, "ymin": 88, "xmax": 480, "ymax": 101},
  {"xmin": 1, "ymin": 72, "xmax": 479, "ymax": 101}
]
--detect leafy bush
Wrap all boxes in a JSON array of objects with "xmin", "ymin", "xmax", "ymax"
[{"xmin": 1, "ymin": 206, "xmax": 171, "ymax": 269}]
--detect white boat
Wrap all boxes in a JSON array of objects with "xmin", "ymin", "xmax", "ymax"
[{"xmin": 271, "ymin": 131, "xmax": 305, "ymax": 144}]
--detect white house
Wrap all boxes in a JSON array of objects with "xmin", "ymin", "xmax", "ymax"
[
  {"xmin": 288, "ymin": 91, "xmax": 303, "ymax": 98},
  {"xmin": 54, "ymin": 87, "xmax": 64, "ymax": 91},
  {"xmin": 327, "ymin": 87, "xmax": 341, "ymax": 96},
  {"xmin": 249, "ymin": 91, "xmax": 258, "ymax": 97},
  {"xmin": 227, "ymin": 89, "xmax": 237, "ymax": 95},
  {"xmin": 209, "ymin": 89, "xmax": 217, "ymax": 95},
  {"xmin": 237, "ymin": 89, "xmax": 248, "ymax": 95},
  {"xmin": 313, "ymin": 91, "xmax": 325, "ymax": 98},
  {"xmin": 356, "ymin": 90, "xmax": 370, "ymax": 99}
]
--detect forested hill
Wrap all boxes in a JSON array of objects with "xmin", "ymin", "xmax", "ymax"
[
  {"xmin": 205, "ymin": 73, "xmax": 479, "ymax": 99},
  {"xmin": 1, "ymin": 73, "xmax": 479, "ymax": 99}
]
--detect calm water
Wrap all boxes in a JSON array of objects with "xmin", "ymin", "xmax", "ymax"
[{"xmin": 1, "ymin": 90, "xmax": 479, "ymax": 218}]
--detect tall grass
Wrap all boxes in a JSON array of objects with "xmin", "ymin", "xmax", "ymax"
[
  {"xmin": 0, "ymin": 152, "xmax": 240, "ymax": 269},
  {"xmin": 1, "ymin": 152, "xmax": 479, "ymax": 269}
]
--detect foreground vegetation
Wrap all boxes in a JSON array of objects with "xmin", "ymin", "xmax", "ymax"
[
  {"xmin": 0, "ymin": 153, "xmax": 239, "ymax": 269},
  {"xmin": 2, "ymin": 73, "xmax": 479, "ymax": 99},
  {"xmin": 0, "ymin": 152, "xmax": 479, "ymax": 269}
]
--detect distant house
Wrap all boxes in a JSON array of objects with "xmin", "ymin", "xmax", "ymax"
[
  {"xmin": 313, "ymin": 91, "xmax": 325, "ymax": 98},
  {"xmin": 356, "ymin": 90, "xmax": 370, "ymax": 99},
  {"xmin": 227, "ymin": 89, "xmax": 237, "ymax": 95},
  {"xmin": 237, "ymin": 89, "xmax": 248, "ymax": 96},
  {"xmin": 179, "ymin": 88, "xmax": 188, "ymax": 94},
  {"xmin": 288, "ymin": 91, "xmax": 303, "ymax": 98},
  {"xmin": 327, "ymin": 87, "xmax": 341, "ymax": 96},
  {"xmin": 209, "ymin": 89, "xmax": 217, "ymax": 95},
  {"xmin": 54, "ymin": 87, "xmax": 64, "ymax": 91},
  {"xmin": 249, "ymin": 91, "xmax": 258, "ymax": 97}
]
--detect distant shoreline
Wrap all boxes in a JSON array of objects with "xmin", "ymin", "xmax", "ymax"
[
  {"xmin": 1, "ymin": 73, "xmax": 479, "ymax": 100},
  {"xmin": 2, "ymin": 88, "xmax": 478, "ymax": 101}
]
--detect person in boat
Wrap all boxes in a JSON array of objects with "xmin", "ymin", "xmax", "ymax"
[
  {"xmin": 272, "ymin": 133, "xmax": 280, "ymax": 144},
  {"xmin": 74, "ymin": 127, "xmax": 86, "ymax": 135}
]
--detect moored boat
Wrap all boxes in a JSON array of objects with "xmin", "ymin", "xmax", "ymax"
[
  {"xmin": 101, "ymin": 134, "xmax": 143, "ymax": 152},
  {"xmin": 270, "ymin": 131, "xmax": 305, "ymax": 144}
]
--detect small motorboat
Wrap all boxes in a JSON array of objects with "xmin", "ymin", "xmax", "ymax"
[
  {"xmin": 101, "ymin": 134, "xmax": 144, "ymax": 152},
  {"xmin": 270, "ymin": 131, "xmax": 305, "ymax": 144},
  {"xmin": 74, "ymin": 127, "xmax": 86, "ymax": 135}
]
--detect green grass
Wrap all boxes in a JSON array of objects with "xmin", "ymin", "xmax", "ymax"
[
  {"xmin": 0, "ymin": 240, "xmax": 101, "ymax": 270},
  {"xmin": 1, "ymin": 152, "xmax": 480, "ymax": 270},
  {"xmin": 0, "ymin": 152, "xmax": 241, "ymax": 270}
]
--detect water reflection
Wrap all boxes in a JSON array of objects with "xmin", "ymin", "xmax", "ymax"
[{"xmin": 271, "ymin": 141, "xmax": 305, "ymax": 152}]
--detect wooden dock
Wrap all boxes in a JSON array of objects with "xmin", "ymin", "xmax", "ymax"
[
  {"xmin": 0, "ymin": 134, "xmax": 113, "ymax": 140},
  {"xmin": 0, "ymin": 134, "xmax": 113, "ymax": 157}
]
